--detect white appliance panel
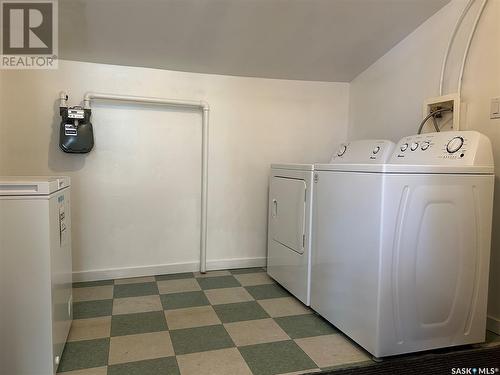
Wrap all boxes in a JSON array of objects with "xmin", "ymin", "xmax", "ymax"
[
  {"xmin": 376, "ymin": 173, "xmax": 494, "ymax": 356},
  {"xmin": 311, "ymin": 171, "xmax": 383, "ymax": 355},
  {"xmin": 50, "ymin": 190, "xmax": 73, "ymax": 369}
]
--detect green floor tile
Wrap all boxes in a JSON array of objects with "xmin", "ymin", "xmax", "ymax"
[
  {"xmin": 170, "ymin": 325, "xmax": 234, "ymax": 355},
  {"xmin": 111, "ymin": 311, "xmax": 167, "ymax": 336},
  {"xmin": 108, "ymin": 357, "xmax": 180, "ymax": 375},
  {"xmin": 213, "ymin": 301, "xmax": 269, "ymax": 323},
  {"xmin": 239, "ymin": 340, "xmax": 316, "ymax": 375},
  {"xmin": 245, "ymin": 284, "xmax": 290, "ymax": 300},
  {"xmin": 73, "ymin": 299, "xmax": 113, "ymax": 319},
  {"xmin": 160, "ymin": 291, "xmax": 209, "ymax": 310},
  {"xmin": 275, "ymin": 314, "xmax": 337, "ymax": 338},
  {"xmin": 197, "ymin": 275, "xmax": 241, "ymax": 290},
  {"xmin": 73, "ymin": 280, "xmax": 114, "ymax": 288},
  {"xmin": 155, "ymin": 272, "xmax": 194, "ymax": 281},
  {"xmin": 230, "ymin": 267, "xmax": 266, "ymax": 274},
  {"xmin": 57, "ymin": 338, "xmax": 109, "ymax": 373},
  {"xmin": 113, "ymin": 282, "xmax": 159, "ymax": 298}
]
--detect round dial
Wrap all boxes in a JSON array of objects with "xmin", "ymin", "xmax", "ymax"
[
  {"xmin": 410, "ymin": 142, "xmax": 419, "ymax": 151},
  {"xmin": 446, "ymin": 136, "xmax": 464, "ymax": 153},
  {"xmin": 421, "ymin": 141, "xmax": 430, "ymax": 151},
  {"xmin": 400, "ymin": 143, "xmax": 408, "ymax": 152},
  {"xmin": 372, "ymin": 146, "xmax": 380, "ymax": 154},
  {"xmin": 337, "ymin": 144, "xmax": 347, "ymax": 157}
]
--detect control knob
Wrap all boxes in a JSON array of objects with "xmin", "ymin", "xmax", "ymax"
[
  {"xmin": 446, "ymin": 136, "xmax": 464, "ymax": 153},
  {"xmin": 337, "ymin": 144, "xmax": 347, "ymax": 157}
]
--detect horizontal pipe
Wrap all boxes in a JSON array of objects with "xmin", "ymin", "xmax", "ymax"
[{"xmin": 83, "ymin": 92, "xmax": 209, "ymax": 111}]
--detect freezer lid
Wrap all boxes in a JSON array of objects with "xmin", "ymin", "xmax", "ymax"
[{"xmin": 0, "ymin": 176, "xmax": 70, "ymax": 196}]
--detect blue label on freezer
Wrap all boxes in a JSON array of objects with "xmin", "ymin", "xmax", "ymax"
[{"xmin": 58, "ymin": 196, "xmax": 64, "ymax": 203}]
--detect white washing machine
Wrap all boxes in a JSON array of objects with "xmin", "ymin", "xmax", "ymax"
[
  {"xmin": 267, "ymin": 140, "xmax": 394, "ymax": 306},
  {"xmin": 311, "ymin": 131, "xmax": 494, "ymax": 357}
]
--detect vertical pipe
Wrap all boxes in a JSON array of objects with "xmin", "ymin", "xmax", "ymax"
[
  {"xmin": 78, "ymin": 92, "xmax": 210, "ymax": 273},
  {"xmin": 200, "ymin": 107, "xmax": 209, "ymax": 273},
  {"xmin": 457, "ymin": 0, "xmax": 488, "ymax": 97},
  {"xmin": 439, "ymin": 0, "xmax": 475, "ymax": 96}
]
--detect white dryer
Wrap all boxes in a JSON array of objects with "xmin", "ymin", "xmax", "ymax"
[
  {"xmin": 267, "ymin": 163, "xmax": 314, "ymax": 305},
  {"xmin": 311, "ymin": 131, "xmax": 494, "ymax": 357},
  {"xmin": 267, "ymin": 140, "xmax": 394, "ymax": 306}
]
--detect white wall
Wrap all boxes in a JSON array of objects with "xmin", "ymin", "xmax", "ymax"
[
  {"xmin": 0, "ymin": 60, "xmax": 349, "ymax": 280},
  {"xmin": 348, "ymin": 0, "xmax": 500, "ymax": 332}
]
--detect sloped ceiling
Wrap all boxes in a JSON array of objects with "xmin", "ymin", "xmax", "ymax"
[{"xmin": 59, "ymin": 0, "xmax": 450, "ymax": 82}]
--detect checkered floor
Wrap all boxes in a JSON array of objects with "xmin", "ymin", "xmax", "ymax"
[
  {"xmin": 59, "ymin": 268, "xmax": 500, "ymax": 375},
  {"xmin": 59, "ymin": 268, "xmax": 372, "ymax": 375}
]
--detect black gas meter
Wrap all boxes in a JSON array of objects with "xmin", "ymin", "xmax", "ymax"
[{"xmin": 59, "ymin": 105, "xmax": 94, "ymax": 153}]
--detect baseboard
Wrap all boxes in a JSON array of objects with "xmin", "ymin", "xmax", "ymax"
[
  {"xmin": 487, "ymin": 315, "xmax": 500, "ymax": 335},
  {"xmin": 72, "ymin": 257, "xmax": 267, "ymax": 282}
]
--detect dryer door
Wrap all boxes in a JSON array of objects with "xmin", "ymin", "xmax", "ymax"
[{"xmin": 270, "ymin": 177, "xmax": 306, "ymax": 254}]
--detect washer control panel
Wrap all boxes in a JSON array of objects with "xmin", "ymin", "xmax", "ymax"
[
  {"xmin": 330, "ymin": 139, "xmax": 395, "ymax": 163},
  {"xmin": 389, "ymin": 131, "xmax": 492, "ymax": 166}
]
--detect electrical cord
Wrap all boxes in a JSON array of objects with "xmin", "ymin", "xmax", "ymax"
[
  {"xmin": 431, "ymin": 114, "xmax": 440, "ymax": 132},
  {"xmin": 417, "ymin": 108, "xmax": 453, "ymax": 134}
]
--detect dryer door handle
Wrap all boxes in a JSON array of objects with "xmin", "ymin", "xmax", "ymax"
[{"xmin": 272, "ymin": 199, "xmax": 278, "ymax": 217}]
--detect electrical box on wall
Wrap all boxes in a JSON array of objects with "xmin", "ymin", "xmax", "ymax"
[{"xmin": 423, "ymin": 94, "xmax": 460, "ymax": 132}]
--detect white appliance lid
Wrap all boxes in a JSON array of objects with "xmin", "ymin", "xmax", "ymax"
[
  {"xmin": 315, "ymin": 163, "xmax": 387, "ymax": 172},
  {"xmin": 271, "ymin": 163, "xmax": 314, "ymax": 171},
  {"xmin": 0, "ymin": 176, "xmax": 70, "ymax": 196}
]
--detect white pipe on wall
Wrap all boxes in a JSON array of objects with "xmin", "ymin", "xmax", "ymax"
[
  {"xmin": 61, "ymin": 91, "xmax": 210, "ymax": 273},
  {"xmin": 439, "ymin": 0, "xmax": 475, "ymax": 96},
  {"xmin": 439, "ymin": 0, "xmax": 489, "ymax": 97},
  {"xmin": 457, "ymin": 0, "xmax": 488, "ymax": 97}
]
